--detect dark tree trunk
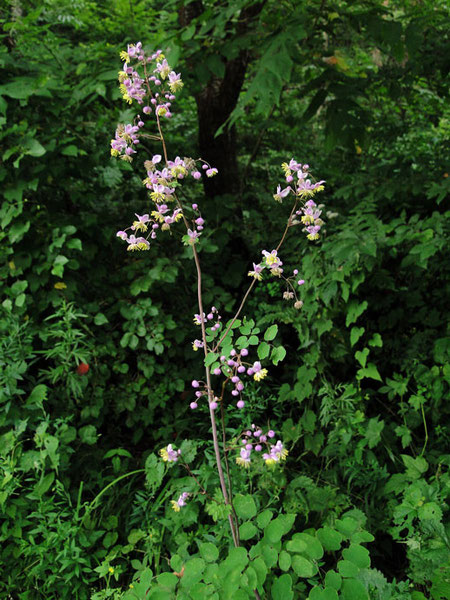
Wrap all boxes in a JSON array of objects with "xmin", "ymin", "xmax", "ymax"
[{"xmin": 179, "ymin": 1, "xmax": 265, "ymax": 198}]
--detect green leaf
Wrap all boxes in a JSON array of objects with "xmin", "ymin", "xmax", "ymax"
[
  {"xmin": 271, "ymin": 574, "xmax": 294, "ymax": 600},
  {"xmin": 368, "ymin": 333, "xmax": 383, "ymax": 347},
  {"xmin": 357, "ymin": 363, "xmax": 382, "ymax": 382},
  {"xmin": 271, "ymin": 345, "xmax": 286, "ymax": 365},
  {"xmin": 355, "ymin": 348, "xmax": 369, "ymax": 368},
  {"xmin": 288, "ymin": 533, "xmax": 323, "ymax": 559},
  {"xmin": 278, "ymin": 550, "xmax": 291, "ymax": 571},
  {"xmin": 180, "ymin": 558, "xmax": 205, "ymax": 589},
  {"xmin": 61, "ymin": 145, "xmax": 79, "ymax": 156},
  {"xmin": 199, "ymin": 542, "xmax": 219, "ymax": 563},
  {"xmin": 342, "ymin": 545, "xmax": 370, "ymax": 569},
  {"xmin": 401, "ymin": 454, "xmax": 428, "ymax": 480},
  {"xmin": 30, "ymin": 472, "xmax": 55, "ymax": 498},
  {"xmin": 345, "ymin": 300, "xmax": 368, "ymax": 327},
  {"xmin": 205, "ymin": 352, "xmax": 219, "ymax": 367},
  {"xmin": 317, "ymin": 527, "xmax": 343, "ymax": 552},
  {"xmin": 292, "ymin": 555, "xmax": 317, "ymax": 578},
  {"xmin": 239, "ymin": 521, "xmax": 258, "ymax": 541},
  {"xmin": 350, "ymin": 327, "xmax": 365, "ymax": 347},
  {"xmin": 256, "ymin": 510, "xmax": 273, "ymax": 529},
  {"xmin": 234, "ymin": 494, "xmax": 257, "ymax": 520},
  {"xmin": 94, "ymin": 312, "xmax": 109, "ymax": 325},
  {"xmin": 257, "ymin": 341, "xmax": 270, "ymax": 360},
  {"xmin": 324, "ymin": 571, "xmax": 342, "ymax": 591},
  {"xmin": 340, "ymin": 578, "xmax": 369, "ymax": 600},
  {"xmin": 309, "ymin": 587, "xmax": 339, "ymax": 600},
  {"xmin": 264, "ymin": 324, "xmax": 278, "ymax": 341},
  {"xmin": 337, "ymin": 560, "xmax": 360, "ymax": 578}
]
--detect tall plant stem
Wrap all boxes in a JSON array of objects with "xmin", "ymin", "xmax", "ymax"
[{"xmin": 155, "ymin": 115, "xmax": 239, "ymax": 548}]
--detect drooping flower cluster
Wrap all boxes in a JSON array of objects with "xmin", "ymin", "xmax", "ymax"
[
  {"xmin": 112, "ymin": 44, "xmax": 218, "ymax": 253},
  {"xmin": 235, "ymin": 424, "xmax": 288, "ymax": 468},
  {"xmin": 248, "ymin": 249, "xmax": 283, "ymax": 280},
  {"xmin": 170, "ymin": 492, "xmax": 190, "ymax": 512},
  {"xmin": 110, "ymin": 121, "xmax": 145, "ymax": 160},
  {"xmin": 159, "ymin": 444, "xmax": 181, "ymax": 463},
  {"xmin": 272, "ymin": 160, "xmax": 326, "ymax": 240},
  {"xmin": 190, "ymin": 347, "xmax": 272, "ymax": 411}
]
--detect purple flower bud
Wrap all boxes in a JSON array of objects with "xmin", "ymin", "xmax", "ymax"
[
  {"xmin": 245, "ymin": 443, "xmax": 253, "ymax": 450},
  {"xmin": 155, "ymin": 79, "xmax": 161, "ymax": 86},
  {"xmin": 195, "ymin": 217, "xmax": 205, "ymax": 226},
  {"xmin": 255, "ymin": 444, "xmax": 262, "ymax": 452},
  {"xmin": 192, "ymin": 380, "xmax": 199, "ymax": 388},
  {"xmin": 286, "ymin": 175, "xmax": 293, "ymax": 182},
  {"xmin": 192, "ymin": 171, "xmax": 201, "ymax": 180},
  {"xmin": 241, "ymin": 348, "xmax": 248, "ymax": 357},
  {"xmin": 213, "ymin": 368, "xmax": 221, "ymax": 375},
  {"xmin": 254, "ymin": 430, "xmax": 262, "ymax": 437},
  {"xmin": 228, "ymin": 360, "xmax": 235, "ymax": 367},
  {"xmin": 231, "ymin": 376, "xmax": 240, "ymax": 383},
  {"xmin": 293, "ymin": 269, "xmax": 298, "ymax": 275},
  {"xmin": 298, "ymin": 279, "xmax": 305, "ymax": 285},
  {"xmin": 195, "ymin": 391, "xmax": 202, "ymax": 398},
  {"xmin": 268, "ymin": 430, "xmax": 275, "ymax": 438},
  {"xmin": 237, "ymin": 400, "xmax": 245, "ymax": 409},
  {"xmin": 151, "ymin": 98, "xmax": 157, "ymax": 105},
  {"xmin": 192, "ymin": 203, "xmax": 198, "ymax": 210},
  {"xmin": 207, "ymin": 313, "xmax": 213, "ymax": 320},
  {"xmin": 169, "ymin": 95, "xmax": 175, "ymax": 100},
  {"xmin": 190, "ymin": 402, "xmax": 198, "ymax": 409},
  {"xmin": 247, "ymin": 368, "xmax": 254, "ymax": 376},
  {"xmin": 238, "ymin": 365, "xmax": 246, "ymax": 373},
  {"xmin": 210, "ymin": 401, "xmax": 218, "ymax": 410},
  {"xmin": 231, "ymin": 390, "xmax": 239, "ymax": 396},
  {"xmin": 197, "ymin": 225, "xmax": 203, "ymax": 231},
  {"xmin": 143, "ymin": 106, "xmax": 151, "ymax": 114},
  {"xmin": 202, "ymin": 164, "xmax": 208, "ymax": 170},
  {"xmin": 246, "ymin": 431, "xmax": 252, "ymax": 437},
  {"xmin": 236, "ymin": 382, "xmax": 244, "ymax": 391},
  {"xmin": 259, "ymin": 435, "xmax": 267, "ymax": 442},
  {"xmin": 220, "ymin": 355, "xmax": 226, "ymax": 362},
  {"xmin": 138, "ymin": 120, "xmax": 144, "ymax": 127}
]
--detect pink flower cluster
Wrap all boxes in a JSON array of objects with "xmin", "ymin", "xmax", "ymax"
[
  {"xmin": 190, "ymin": 346, "xmax": 270, "ymax": 411},
  {"xmin": 272, "ymin": 159, "xmax": 326, "ymax": 240},
  {"xmin": 236, "ymin": 424, "xmax": 288, "ymax": 467},
  {"xmin": 110, "ymin": 121, "xmax": 145, "ymax": 160}
]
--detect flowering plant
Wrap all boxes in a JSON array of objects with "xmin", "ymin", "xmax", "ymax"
[{"xmin": 110, "ymin": 41, "xmax": 326, "ymax": 583}]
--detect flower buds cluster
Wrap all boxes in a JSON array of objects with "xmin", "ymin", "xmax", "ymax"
[
  {"xmin": 236, "ymin": 424, "xmax": 288, "ymax": 468},
  {"xmin": 273, "ymin": 159, "xmax": 326, "ymax": 240}
]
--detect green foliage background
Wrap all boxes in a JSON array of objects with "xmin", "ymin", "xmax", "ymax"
[{"xmin": 0, "ymin": 0, "xmax": 449, "ymax": 598}]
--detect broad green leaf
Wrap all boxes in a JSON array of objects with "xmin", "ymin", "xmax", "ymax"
[
  {"xmin": 264, "ymin": 324, "xmax": 278, "ymax": 341},
  {"xmin": 337, "ymin": 559, "xmax": 360, "ymax": 578},
  {"xmin": 199, "ymin": 543, "xmax": 219, "ymax": 563},
  {"xmin": 317, "ymin": 527, "xmax": 343, "ymax": 552},
  {"xmin": 278, "ymin": 550, "xmax": 291, "ymax": 571},
  {"xmin": 239, "ymin": 521, "xmax": 258, "ymax": 541},
  {"xmin": 340, "ymin": 578, "xmax": 369, "ymax": 600},
  {"xmin": 292, "ymin": 555, "xmax": 317, "ymax": 578},
  {"xmin": 271, "ymin": 574, "xmax": 293, "ymax": 600},
  {"xmin": 257, "ymin": 341, "xmax": 270, "ymax": 360},
  {"xmin": 342, "ymin": 545, "xmax": 370, "ymax": 569},
  {"xmin": 234, "ymin": 494, "xmax": 257, "ymax": 520},
  {"xmin": 256, "ymin": 510, "xmax": 273, "ymax": 529},
  {"xmin": 350, "ymin": 326, "xmax": 365, "ymax": 346}
]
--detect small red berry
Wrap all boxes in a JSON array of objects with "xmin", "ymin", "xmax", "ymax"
[{"xmin": 76, "ymin": 363, "xmax": 90, "ymax": 376}]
